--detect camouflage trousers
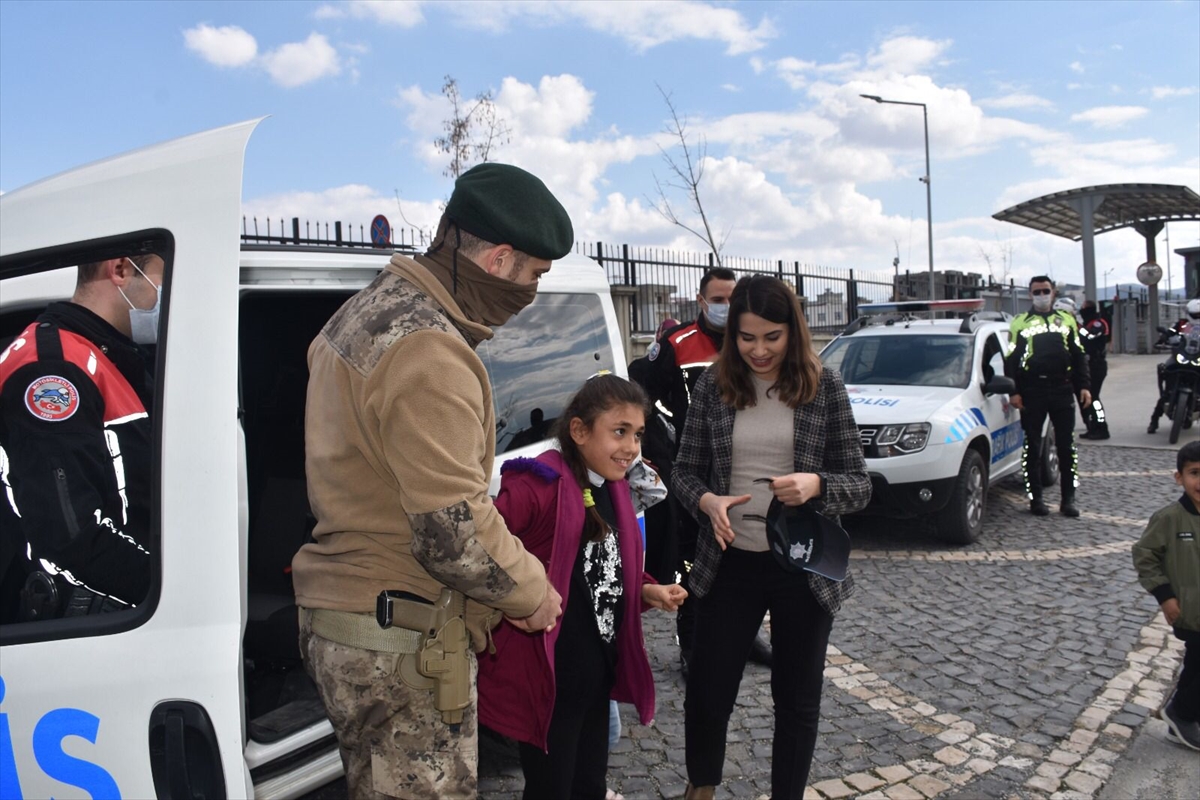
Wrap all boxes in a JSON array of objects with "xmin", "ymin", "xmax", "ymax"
[{"xmin": 299, "ymin": 609, "xmax": 479, "ymax": 799}]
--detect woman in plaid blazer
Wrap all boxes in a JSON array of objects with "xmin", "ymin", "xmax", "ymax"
[{"xmin": 671, "ymin": 275, "xmax": 870, "ymax": 800}]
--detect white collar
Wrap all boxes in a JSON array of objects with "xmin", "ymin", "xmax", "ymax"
[{"xmin": 586, "ymin": 468, "xmax": 605, "ymax": 488}]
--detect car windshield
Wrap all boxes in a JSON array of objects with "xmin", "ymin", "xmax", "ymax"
[{"xmin": 822, "ymin": 333, "xmax": 973, "ymax": 388}]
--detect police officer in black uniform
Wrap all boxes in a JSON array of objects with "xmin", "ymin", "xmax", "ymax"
[
  {"xmin": 0, "ymin": 254, "xmax": 160, "ymax": 622},
  {"xmin": 1005, "ymin": 276, "xmax": 1091, "ymax": 518},
  {"xmin": 1078, "ymin": 300, "xmax": 1110, "ymax": 440}
]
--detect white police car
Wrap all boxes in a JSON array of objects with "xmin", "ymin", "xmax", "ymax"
[
  {"xmin": 820, "ymin": 300, "xmax": 1059, "ymax": 544},
  {"xmin": 0, "ymin": 120, "xmax": 628, "ymax": 799}
]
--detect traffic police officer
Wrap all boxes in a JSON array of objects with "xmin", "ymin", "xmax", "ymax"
[
  {"xmin": 1078, "ymin": 300, "xmax": 1111, "ymax": 440},
  {"xmin": 293, "ymin": 164, "xmax": 571, "ymax": 799},
  {"xmin": 643, "ymin": 267, "xmax": 772, "ymax": 672},
  {"xmin": 1006, "ymin": 276, "xmax": 1091, "ymax": 518}
]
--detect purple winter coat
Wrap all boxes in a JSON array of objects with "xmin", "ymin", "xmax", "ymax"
[{"xmin": 477, "ymin": 449, "xmax": 657, "ymax": 750}]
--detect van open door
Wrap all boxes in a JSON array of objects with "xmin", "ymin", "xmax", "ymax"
[{"xmin": 0, "ymin": 120, "xmax": 260, "ymax": 798}]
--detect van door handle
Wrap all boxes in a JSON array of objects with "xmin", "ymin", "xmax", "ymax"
[{"xmin": 149, "ymin": 701, "xmax": 227, "ymax": 799}]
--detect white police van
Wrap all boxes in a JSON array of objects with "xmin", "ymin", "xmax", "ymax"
[
  {"xmin": 0, "ymin": 120, "xmax": 628, "ymax": 799},
  {"xmin": 820, "ymin": 300, "xmax": 1059, "ymax": 544}
]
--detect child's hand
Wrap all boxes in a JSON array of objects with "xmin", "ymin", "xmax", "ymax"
[
  {"xmin": 642, "ymin": 583, "xmax": 688, "ymax": 612},
  {"xmin": 1161, "ymin": 597, "xmax": 1182, "ymax": 626}
]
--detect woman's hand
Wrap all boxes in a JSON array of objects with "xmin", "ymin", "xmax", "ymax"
[
  {"xmin": 768, "ymin": 473, "xmax": 822, "ymax": 506},
  {"xmin": 699, "ymin": 492, "xmax": 752, "ymax": 550},
  {"xmin": 642, "ymin": 583, "xmax": 688, "ymax": 612}
]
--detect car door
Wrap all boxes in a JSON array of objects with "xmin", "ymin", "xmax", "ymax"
[
  {"xmin": 0, "ymin": 120, "xmax": 260, "ymax": 798},
  {"xmin": 978, "ymin": 330, "xmax": 1022, "ymax": 477}
]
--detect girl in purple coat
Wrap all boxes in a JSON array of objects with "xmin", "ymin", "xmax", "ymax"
[{"xmin": 479, "ymin": 374, "xmax": 687, "ymax": 800}]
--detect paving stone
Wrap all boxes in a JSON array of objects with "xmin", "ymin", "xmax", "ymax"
[
  {"xmin": 811, "ymin": 778, "xmax": 856, "ymax": 798},
  {"xmin": 875, "ymin": 764, "xmax": 915, "ymax": 783},
  {"xmin": 907, "ymin": 774, "xmax": 952, "ymax": 797},
  {"xmin": 1063, "ymin": 771, "xmax": 1103, "ymax": 794},
  {"xmin": 845, "ymin": 772, "xmax": 887, "ymax": 792},
  {"xmin": 1025, "ymin": 774, "xmax": 1061, "ymax": 794},
  {"xmin": 883, "ymin": 784, "xmax": 926, "ymax": 800},
  {"xmin": 933, "ymin": 746, "xmax": 970, "ymax": 766}
]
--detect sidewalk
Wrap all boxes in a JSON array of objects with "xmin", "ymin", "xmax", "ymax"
[{"xmin": 1099, "ymin": 713, "xmax": 1200, "ymax": 799}]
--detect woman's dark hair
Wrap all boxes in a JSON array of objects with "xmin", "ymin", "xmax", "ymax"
[
  {"xmin": 715, "ymin": 274, "xmax": 822, "ymax": 410},
  {"xmin": 552, "ymin": 373, "xmax": 649, "ymax": 542}
]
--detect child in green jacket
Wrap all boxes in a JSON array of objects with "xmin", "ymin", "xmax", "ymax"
[{"xmin": 1133, "ymin": 440, "xmax": 1200, "ymax": 751}]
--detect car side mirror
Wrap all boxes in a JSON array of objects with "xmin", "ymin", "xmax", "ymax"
[{"xmin": 983, "ymin": 375, "xmax": 1016, "ymax": 396}]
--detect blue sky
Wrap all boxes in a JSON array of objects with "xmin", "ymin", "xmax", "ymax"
[{"xmin": 1, "ymin": 0, "xmax": 1197, "ymax": 291}]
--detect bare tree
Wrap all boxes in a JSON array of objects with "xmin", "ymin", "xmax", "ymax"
[
  {"xmin": 434, "ymin": 76, "xmax": 511, "ymax": 179},
  {"xmin": 648, "ymin": 85, "xmax": 729, "ymax": 266}
]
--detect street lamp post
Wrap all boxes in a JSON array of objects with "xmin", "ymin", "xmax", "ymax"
[
  {"xmin": 861, "ymin": 94, "xmax": 934, "ymax": 301},
  {"xmin": 1104, "ymin": 267, "xmax": 1116, "ymax": 300}
]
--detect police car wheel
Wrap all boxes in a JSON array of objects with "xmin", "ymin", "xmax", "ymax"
[
  {"xmin": 935, "ymin": 449, "xmax": 987, "ymax": 545},
  {"xmin": 1040, "ymin": 430, "xmax": 1061, "ymax": 488}
]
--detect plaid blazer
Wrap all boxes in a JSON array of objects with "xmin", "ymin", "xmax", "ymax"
[{"xmin": 671, "ymin": 366, "xmax": 870, "ymax": 614}]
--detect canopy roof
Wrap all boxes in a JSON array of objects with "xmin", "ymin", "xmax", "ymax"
[{"xmin": 993, "ymin": 183, "xmax": 1200, "ymax": 241}]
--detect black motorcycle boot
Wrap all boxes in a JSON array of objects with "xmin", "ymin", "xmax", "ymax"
[
  {"xmin": 1030, "ymin": 494, "xmax": 1050, "ymax": 516},
  {"xmin": 1148, "ymin": 416, "xmax": 1159, "ymax": 434},
  {"xmin": 1060, "ymin": 493, "xmax": 1081, "ymax": 517}
]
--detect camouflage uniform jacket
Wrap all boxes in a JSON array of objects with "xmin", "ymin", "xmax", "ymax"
[
  {"xmin": 292, "ymin": 255, "xmax": 549, "ymax": 651},
  {"xmin": 478, "ymin": 450, "xmax": 657, "ymax": 750}
]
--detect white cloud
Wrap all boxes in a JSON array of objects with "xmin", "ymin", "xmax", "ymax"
[
  {"xmin": 774, "ymin": 57, "xmax": 816, "ymax": 90},
  {"xmin": 1069, "ymin": 61, "xmax": 1085, "ymax": 74},
  {"xmin": 1069, "ymin": 105, "xmax": 1148, "ymax": 129},
  {"xmin": 315, "ymin": 0, "xmax": 425, "ymax": 26},
  {"xmin": 720, "ymin": 83, "xmax": 741, "ymax": 93},
  {"xmin": 977, "ymin": 93, "xmax": 1054, "ymax": 111},
  {"xmin": 261, "ymin": 33, "xmax": 341, "ymax": 88},
  {"xmin": 183, "ymin": 23, "xmax": 257, "ymax": 67},
  {"xmin": 865, "ymin": 36, "xmax": 952, "ymax": 75},
  {"xmin": 1151, "ymin": 85, "xmax": 1199, "ymax": 99}
]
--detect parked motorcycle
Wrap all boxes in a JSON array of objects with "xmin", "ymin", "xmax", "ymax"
[{"xmin": 1155, "ymin": 325, "xmax": 1200, "ymax": 444}]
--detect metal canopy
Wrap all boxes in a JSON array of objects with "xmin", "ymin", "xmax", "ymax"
[{"xmin": 993, "ymin": 183, "xmax": 1200, "ymax": 241}]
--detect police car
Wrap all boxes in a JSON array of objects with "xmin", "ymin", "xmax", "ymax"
[
  {"xmin": 820, "ymin": 300, "xmax": 1059, "ymax": 544},
  {"xmin": 0, "ymin": 120, "xmax": 628, "ymax": 799}
]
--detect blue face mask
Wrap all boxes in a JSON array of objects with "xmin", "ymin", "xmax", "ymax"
[
  {"xmin": 704, "ymin": 300, "xmax": 730, "ymax": 329},
  {"xmin": 117, "ymin": 259, "xmax": 161, "ymax": 345}
]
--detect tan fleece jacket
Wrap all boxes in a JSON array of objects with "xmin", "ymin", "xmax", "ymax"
[{"xmin": 292, "ymin": 256, "xmax": 548, "ymax": 651}]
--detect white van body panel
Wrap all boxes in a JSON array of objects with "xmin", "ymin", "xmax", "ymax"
[{"xmin": 1, "ymin": 121, "xmax": 260, "ymax": 798}]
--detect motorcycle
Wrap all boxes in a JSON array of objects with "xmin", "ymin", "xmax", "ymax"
[{"xmin": 1155, "ymin": 325, "xmax": 1200, "ymax": 444}]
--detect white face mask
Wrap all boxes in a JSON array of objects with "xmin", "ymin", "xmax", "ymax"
[
  {"xmin": 1031, "ymin": 293, "xmax": 1053, "ymax": 313},
  {"xmin": 117, "ymin": 259, "xmax": 161, "ymax": 345},
  {"xmin": 704, "ymin": 299, "xmax": 730, "ymax": 329}
]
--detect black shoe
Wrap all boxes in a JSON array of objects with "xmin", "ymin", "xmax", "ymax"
[
  {"xmin": 1089, "ymin": 431, "xmax": 1110, "ymax": 440},
  {"xmin": 1060, "ymin": 497, "xmax": 1080, "ymax": 517},
  {"xmin": 1162, "ymin": 703, "xmax": 1200, "ymax": 752},
  {"xmin": 748, "ymin": 630, "xmax": 773, "ymax": 667},
  {"xmin": 1148, "ymin": 420, "xmax": 1159, "ymax": 434},
  {"xmin": 1030, "ymin": 498, "xmax": 1050, "ymax": 516}
]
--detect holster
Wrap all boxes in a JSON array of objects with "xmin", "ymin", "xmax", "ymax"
[{"xmin": 380, "ymin": 588, "xmax": 471, "ymax": 726}]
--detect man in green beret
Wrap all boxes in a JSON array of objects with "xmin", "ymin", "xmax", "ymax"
[{"xmin": 293, "ymin": 162, "xmax": 573, "ymax": 799}]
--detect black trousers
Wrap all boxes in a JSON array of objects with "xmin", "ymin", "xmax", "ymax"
[
  {"xmin": 643, "ymin": 498, "xmax": 678, "ymax": 585},
  {"xmin": 518, "ymin": 667, "xmax": 612, "ymax": 800},
  {"xmin": 1172, "ymin": 628, "xmax": 1200, "ymax": 722},
  {"xmin": 674, "ymin": 495, "xmax": 700, "ymax": 653},
  {"xmin": 518, "ymin": 595, "xmax": 614, "ymax": 800},
  {"xmin": 1019, "ymin": 389, "xmax": 1078, "ymax": 499},
  {"xmin": 1081, "ymin": 358, "xmax": 1108, "ymax": 434},
  {"xmin": 684, "ymin": 549, "xmax": 833, "ymax": 798}
]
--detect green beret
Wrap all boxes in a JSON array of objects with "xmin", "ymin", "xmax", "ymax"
[{"xmin": 445, "ymin": 163, "xmax": 574, "ymax": 260}]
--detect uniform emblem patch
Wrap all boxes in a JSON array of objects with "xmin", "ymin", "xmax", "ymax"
[
  {"xmin": 1178, "ymin": 531, "xmax": 1196, "ymax": 542},
  {"xmin": 647, "ymin": 342, "xmax": 660, "ymax": 361},
  {"xmin": 25, "ymin": 375, "xmax": 79, "ymax": 422}
]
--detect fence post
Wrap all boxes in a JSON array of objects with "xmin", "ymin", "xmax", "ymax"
[
  {"xmin": 847, "ymin": 269, "xmax": 858, "ymax": 322},
  {"xmin": 292, "ymin": 217, "xmax": 300, "ymax": 244},
  {"xmin": 777, "ymin": 259, "xmax": 784, "ymax": 280}
]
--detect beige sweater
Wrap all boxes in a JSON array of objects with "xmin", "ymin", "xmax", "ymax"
[{"xmin": 292, "ymin": 255, "xmax": 548, "ymax": 651}]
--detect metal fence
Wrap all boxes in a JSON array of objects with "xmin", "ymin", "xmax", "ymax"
[
  {"xmin": 579, "ymin": 242, "xmax": 897, "ymax": 335},
  {"xmin": 241, "ymin": 216, "xmax": 428, "ymax": 252}
]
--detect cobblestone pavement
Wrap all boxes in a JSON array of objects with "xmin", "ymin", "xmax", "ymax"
[{"xmin": 477, "ymin": 444, "xmax": 1190, "ymax": 799}]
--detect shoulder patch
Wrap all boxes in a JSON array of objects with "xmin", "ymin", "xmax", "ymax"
[
  {"xmin": 647, "ymin": 342, "xmax": 660, "ymax": 361},
  {"xmin": 25, "ymin": 375, "xmax": 79, "ymax": 422}
]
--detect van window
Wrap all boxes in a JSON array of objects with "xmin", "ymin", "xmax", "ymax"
[
  {"xmin": 482, "ymin": 293, "xmax": 616, "ymax": 453},
  {"xmin": 0, "ymin": 239, "xmax": 169, "ymax": 640}
]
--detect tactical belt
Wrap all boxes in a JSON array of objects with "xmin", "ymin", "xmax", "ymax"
[{"xmin": 308, "ymin": 608, "xmax": 422, "ymax": 654}]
